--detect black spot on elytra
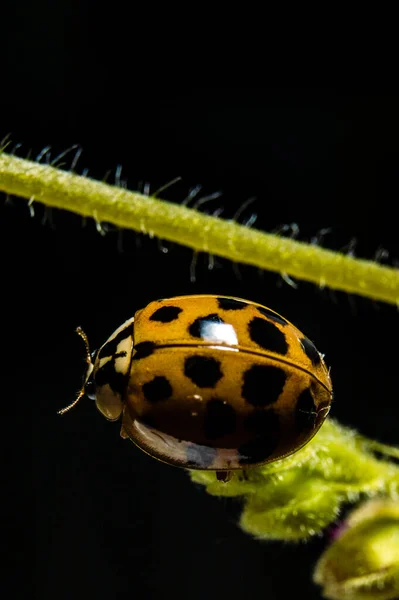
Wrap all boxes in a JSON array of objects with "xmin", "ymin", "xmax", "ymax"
[
  {"xmin": 142, "ymin": 376, "xmax": 172, "ymax": 403},
  {"xmin": 203, "ymin": 399, "xmax": 237, "ymax": 440},
  {"xmin": 97, "ymin": 323, "xmax": 133, "ymax": 359},
  {"xmin": 217, "ymin": 297, "xmax": 247, "ymax": 310},
  {"xmin": 245, "ymin": 409, "xmax": 280, "ymax": 436},
  {"xmin": 242, "ymin": 364, "xmax": 287, "ymax": 407},
  {"xmin": 188, "ymin": 313, "xmax": 225, "ymax": 338},
  {"xmin": 238, "ymin": 434, "xmax": 279, "ymax": 465},
  {"xmin": 132, "ymin": 341, "xmax": 156, "ymax": 359},
  {"xmin": 184, "ymin": 355, "xmax": 223, "ymax": 388},
  {"xmin": 300, "ymin": 337, "xmax": 321, "ymax": 366},
  {"xmin": 149, "ymin": 305, "xmax": 183, "ymax": 323},
  {"xmin": 248, "ymin": 317, "xmax": 289, "ymax": 354},
  {"xmin": 95, "ymin": 361, "xmax": 128, "ymax": 396},
  {"xmin": 295, "ymin": 386, "xmax": 317, "ymax": 431},
  {"xmin": 186, "ymin": 443, "xmax": 217, "ymax": 468},
  {"xmin": 257, "ymin": 306, "xmax": 288, "ymax": 326}
]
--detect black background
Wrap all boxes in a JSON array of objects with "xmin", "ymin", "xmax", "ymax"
[{"xmin": 2, "ymin": 75, "xmax": 399, "ymax": 600}]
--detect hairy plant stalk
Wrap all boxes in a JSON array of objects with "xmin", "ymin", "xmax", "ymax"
[{"xmin": 1, "ymin": 152, "xmax": 398, "ymax": 305}]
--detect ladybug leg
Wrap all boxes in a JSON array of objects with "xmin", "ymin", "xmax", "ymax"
[
  {"xmin": 120, "ymin": 425, "xmax": 129, "ymax": 439},
  {"xmin": 216, "ymin": 470, "xmax": 232, "ymax": 483}
]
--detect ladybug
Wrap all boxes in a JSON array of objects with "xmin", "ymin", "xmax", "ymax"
[{"xmin": 60, "ymin": 295, "xmax": 332, "ymax": 481}]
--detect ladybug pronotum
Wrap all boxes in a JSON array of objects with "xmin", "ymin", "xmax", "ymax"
[{"xmin": 61, "ymin": 295, "xmax": 332, "ymax": 481}]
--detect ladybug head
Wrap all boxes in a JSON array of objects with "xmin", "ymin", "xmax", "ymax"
[
  {"xmin": 58, "ymin": 319, "xmax": 135, "ymax": 421},
  {"xmin": 90, "ymin": 317, "xmax": 134, "ymax": 421}
]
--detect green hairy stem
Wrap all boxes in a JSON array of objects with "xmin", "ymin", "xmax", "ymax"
[{"xmin": 1, "ymin": 152, "xmax": 398, "ymax": 306}]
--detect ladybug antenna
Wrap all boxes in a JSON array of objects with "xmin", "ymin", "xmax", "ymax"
[
  {"xmin": 76, "ymin": 326, "xmax": 92, "ymax": 365},
  {"xmin": 57, "ymin": 327, "xmax": 94, "ymax": 415}
]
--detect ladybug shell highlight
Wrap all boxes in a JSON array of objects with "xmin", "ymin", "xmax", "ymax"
[{"xmin": 92, "ymin": 295, "xmax": 332, "ymax": 472}]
